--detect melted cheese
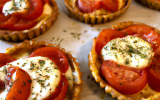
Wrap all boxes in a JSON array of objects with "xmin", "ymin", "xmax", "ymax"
[
  {"xmin": 3, "ymin": 0, "xmax": 30, "ymax": 16},
  {"xmin": 0, "ymin": 56, "xmax": 73, "ymax": 100},
  {"xmin": 101, "ymin": 36, "xmax": 154, "ymax": 68}
]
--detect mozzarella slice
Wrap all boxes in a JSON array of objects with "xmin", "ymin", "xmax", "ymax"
[
  {"xmin": 3, "ymin": 0, "xmax": 30, "ymax": 16},
  {"xmin": 0, "ymin": 56, "xmax": 73, "ymax": 100},
  {"xmin": 101, "ymin": 36, "xmax": 154, "ymax": 68}
]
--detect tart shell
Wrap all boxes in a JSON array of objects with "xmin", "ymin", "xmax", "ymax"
[
  {"xmin": 64, "ymin": 0, "xmax": 131, "ymax": 24},
  {"xmin": 88, "ymin": 21, "xmax": 160, "ymax": 100},
  {"xmin": 136, "ymin": 0, "xmax": 160, "ymax": 10},
  {"xmin": 0, "ymin": 0, "xmax": 58, "ymax": 42},
  {"xmin": 5, "ymin": 40, "xmax": 83, "ymax": 100}
]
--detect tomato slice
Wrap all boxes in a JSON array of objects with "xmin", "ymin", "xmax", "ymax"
[
  {"xmin": 29, "ymin": 47, "xmax": 69, "ymax": 73},
  {"xmin": 147, "ymin": 55, "xmax": 160, "ymax": 91},
  {"xmin": 13, "ymin": 0, "xmax": 43, "ymax": 20},
  {"xmin": 121, "ymin": 25, "xmax": 160, "ymax": 50},
  {"xmin": 0, "ymin": 16, "xmax": 36, "ymax": 30},
  {"xmin": 0, "ymin": 0, "xmax": 10, "ymax": 4},
  {"xmin": 5, "ymin": 66, "xmax": 17, "ymax": 84},
  {"xmin": 6, "ymin": 68, "xmax": 32, "ymax": 100},
  {"xmin": 101, "ymin": 0, "xmax": 119, "ymax": 12},
  {"xmin": 0, "ymin": 53, "xmax": 16, "ymax": 68},
  {"xmin": 0, "ymin": 80, "xmax": 5, "ymax": 91},
  {"xmin": 100, "ymin": 60, "xmax": 147, "ymax": 95},
  {"xmin": 44, "ymin": 74, "xmax": 63, "ymax": 100},
  {"xmin": 95, "ymin": 29, "xmax": 127, "ymax": 55},
  {"xmin": 42, "ymin": 0, "xmax": 49, "ymax": 4},
  {"xmin": 54, "ymin": 75, "xmax": 68, "ymax": 100},
  {"xmin": 77, "ymin": 0, "xmax": 101, "ymax": 13}
]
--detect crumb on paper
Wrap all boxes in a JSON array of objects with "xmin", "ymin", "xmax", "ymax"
[
  {"xmin": 50, "ymin": 37, "xmax": 64, "ymax": 46},
  {"xmin": 101, "ymin": 92, "xmax": 106, "ymax": 99},
  {"xmin": 70, "ymin": 33, "xmax": 81, "ymax": 40},
  {"xmin": 84, "ymin": 30, "xmax": 87, "ymax": 33},
  {"xmin": 81, "ymin": 41, "xmax": 84, "ymax": 44},
  {"xmin": 63, "ymin": 30, "xmax": 67, "ymax": 32},
  {"xmin": 73, "ymin": 22, "xmax": 76, "ymax": 25}
]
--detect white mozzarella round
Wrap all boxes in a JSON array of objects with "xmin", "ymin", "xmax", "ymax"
[
  {"xmin": 0, "ymin": 56, "xmax": 73, "ymax": 100},
  {"xmin": 101, "ymin": 36, "xmax": 154, "ymax": 68},
  {"xmin": 3, "ymin": 0, "xmax": 30, "ymax": 16}
]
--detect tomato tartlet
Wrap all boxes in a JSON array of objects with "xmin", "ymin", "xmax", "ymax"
[
  {"xmin": 65, "ymin": 0, "xmax": 131, "ymax": 24},
  {"xmin": 136, "ymin": 0, "xmax": 160, "ymax": 10},
  {"xmin": 0, "ymin": 40, "xmax": 82, "ymax": 100},
  {"xmin": 0, "ymin": 0, "xmax": 58, "ymax": 42},
  {"xmin": 88, "ymin": 21, "xmax": 160, "ymax": 100}
]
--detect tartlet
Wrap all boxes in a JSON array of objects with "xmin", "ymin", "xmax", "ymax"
[
  {"xmin": 64, "ymin": 0, "xmax": 131, "ymax": 24},
  {"xmin": 0, "ymin": 0, "xmax": 58, "ymax": 42},
  {"xmin": 4, "ymin": 40, "xmax": 82, "ymax": 100},
  {"xmin": 88, "ymin": 21, "xmax": 160, "ymax": 100},
  {"xmin": 136, "ymin": 0, "xmax": 160, "ymax": 10}
]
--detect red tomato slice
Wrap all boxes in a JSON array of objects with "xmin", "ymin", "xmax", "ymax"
[
  {"xmin": 54, "ymin": 75, "xmax": 68, "ymax": 100},
  {"xmin": 147, "ymin": 55, "xmax": 160, "ymax": 91},
  {"xmin": 0, "ymin": 80, "xmax": 5, "ymax": 91},
  {"xmin": 5, "ymin": 66, "xmax": 17, "ymax": 84},
  {"xmin": 0, "ymin": 53, "xmax": 16, "ymax": 68},
  {"xmin": 44, "ymin": 74, "xmax": 63, "ymax": 100},
  {"xmin": 77, "ymin": 0, "xmax": 101, "ymax": 13},
  {"xmin": 42, "ymin": 0, "xmax": 49, "ymax": 4},
  {"xmin": 121, "ymin": 25, "xmax": 160, "ymax": 50},
  {"xmin": 0, "ymin": 14, "xmax": 10, "ymax": 22},
  {"xmin": 6, "ymin": 68, "xmax": 32, "ymax": 100},
  {"xmin": 0, "ymin": 0, "xmax": 10, "ymax": 4},
  {"xmin": 0, "ymin": 3, "xmax": 4, "ymax": 12},
  {"xmin": 101, "ymin": 0, "xmax": 119, "ymax": 12},
  {"xmin": 95, "ymin": 29, "xmax": 127, "ymax": 55},
  {"xmin": 13, "ymin": 0, "xmax": 43, "ymax": 20},
  {"xmin": 100, "ymin": 60, "xmax": 148, "ymax": 95},
  {"xmin": 1, "ymin": 16, "xmax": 36, "ymax": 30},
  {"xmin": 29, "ymin": 47, "xmax": 69, "ymax": 73}
]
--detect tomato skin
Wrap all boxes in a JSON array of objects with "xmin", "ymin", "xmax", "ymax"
[
  {"xmin": 0, "ymin": 0, "xmax": 45, "ymax": 30},
  {"xmin": 77, "ymin": 0, "xmax": 101, "ymax": 13},
  {"xmin": 1, "ymin": 16, "xmax": 36, "ymax": 30},
  {"xmin": 100, "ymin": 60, "xmax": 148, "ymax": 95},
  {"xmin": 0, "ymin": 53, "xmax": 16, "ymax": 68},
  {"xmin": 54, "ymin": 75, "xmax": 68, "ymax": 100},
  {"xmin": 13, "ymin": 0, "xmax": 44, "ymax": 20},
  {"xmin": 121, "ymin": 25, "xmax": 160, "ymax": 50},
  {"xmin": 6, "ymin": 68, "xmax": 32, "ymax": 100},
  {"xmin": 29, "ymin": 47, "xmax": 69, "ymax": 73},
  {"xmin": 44, "ymin": 75, "xmax": 63, "ymax": 100},
  {"xmin": 0, "ymin": 0, "xmax": 10, "ymax": 4},
  {"xmin": 147, "ymin": 55, "xmax": 160, "ymax": 91},
  {"xmin": 95, "ymin": 29, "xmax": 126, "ymax": 55},
  {"xmin": 101, "ymin": 0, "xmax": 119, "ymax": 12},
  {"xmin": 0, "ymin": 80, "xmax": 5, "ymax": 91},
  {"xmin": 5, "ymin": 66, "xmax": 17, "ymax": 84}
]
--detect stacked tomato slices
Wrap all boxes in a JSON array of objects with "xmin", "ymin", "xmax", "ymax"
[
  {"xmin": 0, "ymin": 47, "xmax": 70, "ymax": 100},
  {"xmin": 95, "ymin": 25, "xmax": 160, "ymax": 95},
  {"xmin": 77, "ymin": 0, "xmax": 119, "ymax": 13},
  {"xmin": 0, "ymin": 0, "xmax": 49, "ymax": 30}
]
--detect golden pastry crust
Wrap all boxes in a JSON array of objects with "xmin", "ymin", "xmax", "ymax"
[
  {"xmin": 0, "ymin": 0, "xmax": 58, "ymax": 42},
  {"xmin": 136, "ymin": 0, "xmax": 160, "ymax": 10},
  {"xmin": 64, "ymin": 0, "xmax": 131, "ymax": 24},
  {"xmin": 88, "ymin": 21, "xmax": 160, "ymax": 100},
  {"xmin": 5, "ymin": 40, "xmax": 82, "ymax": 100}
]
